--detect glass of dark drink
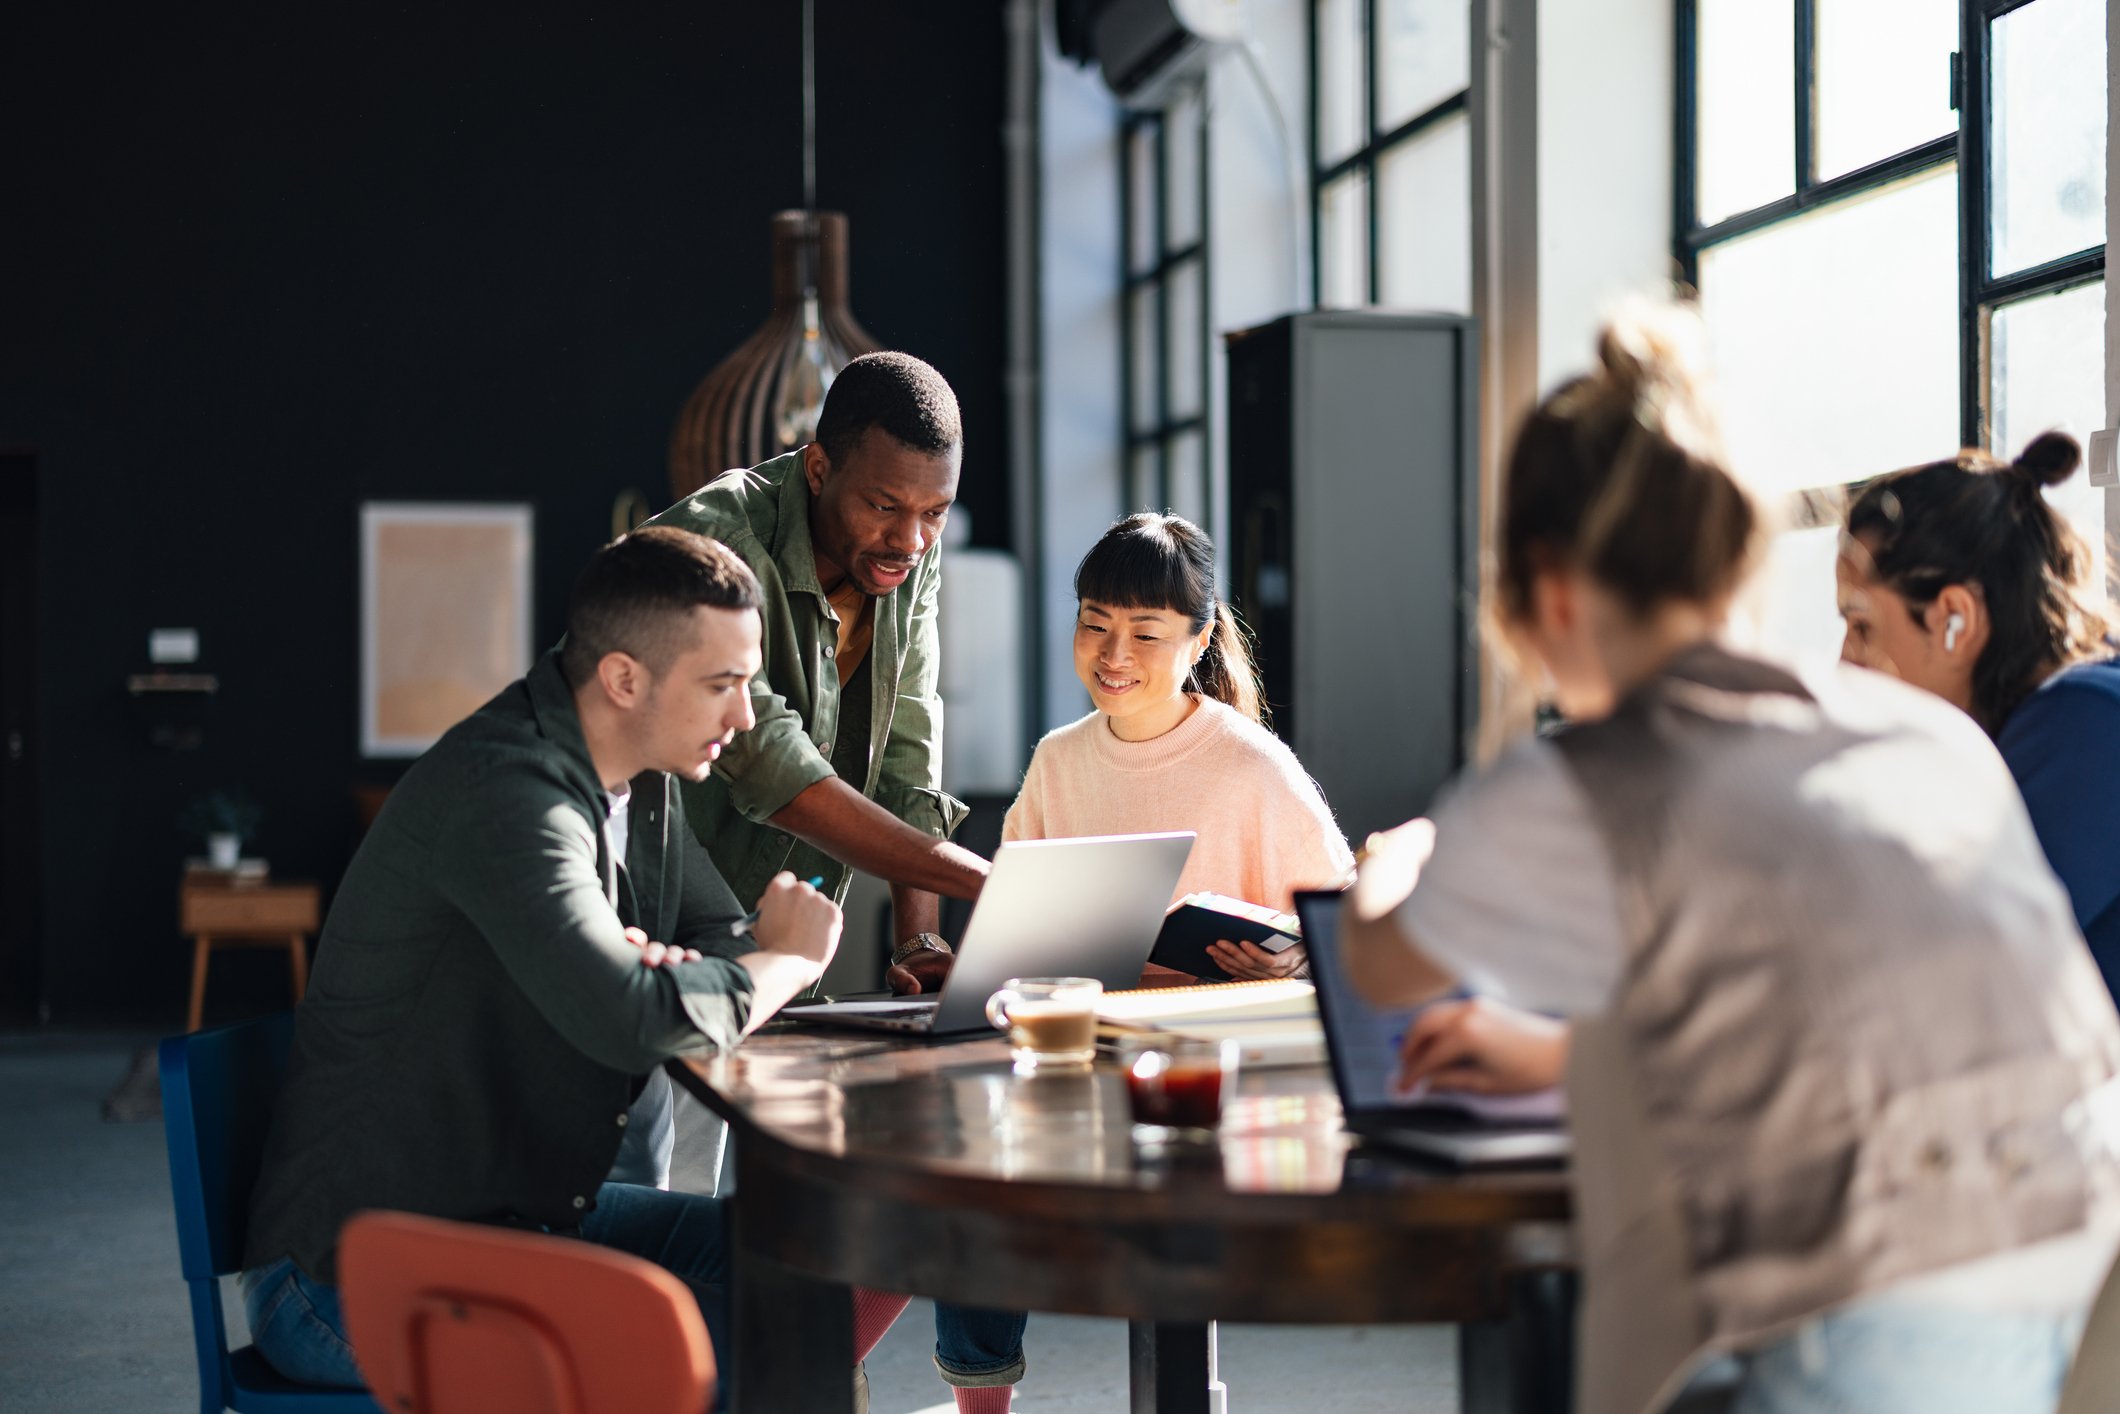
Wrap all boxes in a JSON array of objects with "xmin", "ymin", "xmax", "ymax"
[{"xmin": 1124, "ymin": 1037, "xmax": 1239, "ymax": 1142}]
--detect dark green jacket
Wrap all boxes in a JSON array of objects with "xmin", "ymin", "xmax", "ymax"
[
  {"xmin": 244, "ymin": 650, "xmax": 754, "ymax": 1283},
  {"xmin": 642, "ymin": 452, "xmax": 968, "ymax": 905}
]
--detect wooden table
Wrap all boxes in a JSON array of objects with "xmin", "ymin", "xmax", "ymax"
[
  {"xmin": 671, "ymin": 1028, "xmax": 1576, "ymax": 1413},
  {"xmin": 179, "ymin": 878, "xmax": 320, "ymax": 1032}
]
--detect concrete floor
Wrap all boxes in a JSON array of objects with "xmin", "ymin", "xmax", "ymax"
[{"xmin": 0, "ymin": 1031, "xmax": 1461, "ymax": 1413}]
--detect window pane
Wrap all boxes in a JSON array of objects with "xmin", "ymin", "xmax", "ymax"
[
  {"xmin": 1165, "ymin": 86, "xmax": 1204, "ymax": 254},
  {"xmin": 1127, "ymin": 120, "xmax": 1159, "ymax": 276},
  {"xmin": 1815, "ymin": 0, "xmax": 1955, "ymax": 180},
  {"xmin": 1991, "ymin": 280, "xmax": 2108, "ymax": 588},
  {"xmin": 1700, "ymin": 166, "xmax": 1960, "ymax": 496},
  {"xmin": 1317, "ymin": 0, "xmax": 1367, "ymax": 166},
  {"xmin": 1376, "ymin": 112, "xmax": 1472, "ymax": 314},
  {"xmin": 1129, "ymin": 292, "xmax": 1160, "ymax": 435},
  {"xmin": 1166, "ymin": 258, "xmax": 1205, "ymax": 423},
  {"xmin": 1696, "ymin": 0, "xmax": 1796, "ymax": 226},
  {"xmin": 1992, "ymin": 0, "xmax": 2109, "ymax": 275},
  {"xmin": 1129, "ymin": 445, "xmax": 1160, "ymax": 514},
  {"xmin": 1375, "ymin": 0, "xmax": 1470, "ymax": 133},
  {"xmin": 1741, "ymin": 524, "xmax": 1849, "ymax": 676},
  {"xmin": 1319, "ymin": 169, "xmax": 1371, "ymax": 307},
  {"xmin": 1169, "ymin": 430, "xmax": 1208, "ymax": 526}
]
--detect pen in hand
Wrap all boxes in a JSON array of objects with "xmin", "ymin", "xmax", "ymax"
[{"xmin": 726, "ymin": 876, "xmax": 828, "ymax": 938}]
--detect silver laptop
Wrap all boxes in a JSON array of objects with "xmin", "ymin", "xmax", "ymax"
[
  {"xmin": 783, "ymin": 832, "xmax": 1196, "ymax": 1037},
  {"xmin": 1296, "ymin": 889, "xmax": 1569, "ymax": 1168}
]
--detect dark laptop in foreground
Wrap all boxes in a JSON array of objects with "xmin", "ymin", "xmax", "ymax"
[
  {"xmin": 1295, "ymin": 889, "xmax": 1569, "ymax": 1169},
  {"xmin": 783, "ymin": 832, "xmax": 1197, "ymax": 1037}
]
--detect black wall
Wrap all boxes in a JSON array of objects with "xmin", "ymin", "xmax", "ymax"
[{"xmin": 0, "ymin": 3, "xmax": 1009, "ymax": 1022}]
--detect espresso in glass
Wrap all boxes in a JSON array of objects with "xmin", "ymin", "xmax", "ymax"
[
  {"xmin": 985, "ymin": 977, "xmax": 1102, "ymax": 1073},
  {"xmin": 1125, "ymin": 1037, "xmax": 1239, "ymax": 1140}
]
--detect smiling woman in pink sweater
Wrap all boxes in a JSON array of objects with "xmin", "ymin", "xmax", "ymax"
[{"xmin": 1003, "ymin": 512, "xmax": 1353, "ymax": 980}]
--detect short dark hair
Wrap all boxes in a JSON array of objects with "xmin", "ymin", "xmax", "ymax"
[
  {"xmin": 1845, "ymin": 432, "xmax": 2111, "ymax": 735},
  {"xmin": 559, "ymin": 527, "xmax": 762, "ymax": 687},
  {"xmin": 813, "ymin": 351, "xmax": 962, "ymax": 467}
]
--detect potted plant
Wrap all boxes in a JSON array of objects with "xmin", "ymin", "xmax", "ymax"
[{"xmin": 180, "ymin": 789, "xmax": 263, "ymax": 870}]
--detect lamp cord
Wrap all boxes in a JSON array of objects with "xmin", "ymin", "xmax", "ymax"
[{"xmin": 802, "ymin": 0, "xmax": 817, "ymax": 214}]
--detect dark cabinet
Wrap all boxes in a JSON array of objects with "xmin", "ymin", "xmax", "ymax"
[{"xmin": 1226, "ymin": 312, "xmax": 1480, "ymax": 839}]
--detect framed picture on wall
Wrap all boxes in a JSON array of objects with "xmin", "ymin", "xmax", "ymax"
[{"xmin": 360, "ymin": 502, "xmax": 534, "ymax": 758}]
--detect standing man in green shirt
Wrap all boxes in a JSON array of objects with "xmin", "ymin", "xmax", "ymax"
[{"xmin": 645, "ymin": 351, "xmax": 988, "ymax": 993}]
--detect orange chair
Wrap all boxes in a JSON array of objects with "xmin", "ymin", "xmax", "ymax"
[{"xmin": 337, "ymin": 1211, "xmax": 716, "ymax": 1414}]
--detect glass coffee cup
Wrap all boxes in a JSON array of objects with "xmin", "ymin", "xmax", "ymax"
[
  {"xmin": 985, "ymin": 976, "xmax": 1103, "ymax": 1073},
  {"xmin": 1124, "ymin": 1036, "xmax": 1240, "ymax": 1141}
]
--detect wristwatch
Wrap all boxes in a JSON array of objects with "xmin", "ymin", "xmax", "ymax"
[{"xmin": 890, "ymin": 932, "xmax": 953, "ymax": 968}]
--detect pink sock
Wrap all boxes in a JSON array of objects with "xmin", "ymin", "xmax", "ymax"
[
  {"xmin": 954, "ymin": 1387, "xmax": 1014, "ymax": 1414},
  {"xmin": 851, "ymin": 1287, "xmax": 913, "ymax": 1364}
]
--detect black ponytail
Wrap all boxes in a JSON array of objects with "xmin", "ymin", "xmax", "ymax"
[{"xmin": 1189, "ymin": 600, "xmax": 1267, "ymax": 726}]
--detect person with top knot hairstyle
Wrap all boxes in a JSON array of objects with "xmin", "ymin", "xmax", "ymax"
[
  {"xmin": 1343, "ymin": 302, "xmax": 2120, "ymax": 1414},
  {"xmin": 1838, "ymin": 431, "xmax": 2120, "ymax": 995},
  {"xmin": 1402, "ymin": 434, "xmax": 2120, "ymax": 1096}
]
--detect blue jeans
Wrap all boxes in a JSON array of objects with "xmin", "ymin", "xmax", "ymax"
[
  {"xmin": 715, "ymin": 1128, "xmax": 1018, "ymax": 1388},
  {"xmin": 241, "ymin": 1183, "xmax": 730, "ymax": 1392},
  {"xmin": 933, "ymin": 1302, "xmax": 1029, "ymax": 1387},
  {"xmin": 1723, "ymin": 1296, "xmax": 2085, "ymax": 1413}
]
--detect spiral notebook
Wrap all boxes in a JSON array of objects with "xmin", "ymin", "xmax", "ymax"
[{"xmin": 1095, "ymin": 978, "xmax": 1325, "ymax": 1067}]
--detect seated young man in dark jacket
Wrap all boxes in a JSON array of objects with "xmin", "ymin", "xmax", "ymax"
[{"xmin": 240, "ymin": 526, "xmax": 841, "ymax": 1387}]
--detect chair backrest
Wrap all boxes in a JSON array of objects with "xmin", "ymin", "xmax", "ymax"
[
  {"xmin": 160, "ymin": 1011, "xmax": 296, "ymax": 1283},
  {"xmin": 339, "ymin": 1211, "xmax": 715, "ymax": 1414}
]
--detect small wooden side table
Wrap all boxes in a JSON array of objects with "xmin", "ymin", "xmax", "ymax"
[{"xmin": 180, "ymin": 878, "xmax": 321, "ymax": 1032}]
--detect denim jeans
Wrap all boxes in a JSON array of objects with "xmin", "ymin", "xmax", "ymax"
[
  {"xmin": 1722, "ymin": 1295, "xmax": 2085, "ymax": 1414},
  {"xmin": 241, "ymin": 1182, "xmax": 730, "ymax": 1394},
  {"xmin": 714, "ymin": 1128, "xmax": 1019, "ymax": 1387},
  {"xmin": 239, "ymin": 1256, "xmax": 361, "ymax": 1388},
  {"xmin": 933, "ymin": 1302, "xmax": 1029, "ymax": 1387}
]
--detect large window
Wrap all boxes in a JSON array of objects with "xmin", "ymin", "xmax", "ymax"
[
  {"xmin": 1121, "ymin": 86, "xmax": 1211, "ymax": 524},
  {"xmin": 1976, "ymin": 0, "xmax": 2109, "ymax": 573},
  {"xmin": 1310, "ymin": 0, "xmax": 1473, "ymax": 311},
  {"xmin": 1681, "ymin": 0, "xmax": 2108, "ymax": 663}
]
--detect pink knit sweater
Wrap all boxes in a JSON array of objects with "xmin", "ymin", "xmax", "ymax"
[{"xmin": 1001, "ymin": 696, "xmax": 1354, "ymax": 910}]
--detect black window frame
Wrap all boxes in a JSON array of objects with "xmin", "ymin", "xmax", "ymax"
[
  {"xmin": 1675, "ymin": 0, "xmax": 2107, "ymax": 457},
  {"xmin": 1307, "ymin": 0, "xmax": 1472, "ymax": 308},
  {"xmin": 1119, "ymin": 90, "xmax": 1213, "ymax": 517}
]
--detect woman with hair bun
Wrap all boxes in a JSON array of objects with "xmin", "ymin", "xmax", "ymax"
[
  {"xmin": 1344, "ymin": 303, "xmax": 2120, "ymax": 1414},
  {"xmin": 1839, "ymin": 431, "xmax": 2120, "ymax": 991}
]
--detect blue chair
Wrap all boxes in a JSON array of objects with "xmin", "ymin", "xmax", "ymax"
[{"xmin": 160, "ymin": 1012, "xmax": 380, "ymax": 1413}]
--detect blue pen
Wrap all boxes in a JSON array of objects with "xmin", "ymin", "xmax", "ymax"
[{"xmin": 727, "ymin": 875, "xmax": 828, "ymax": 938}]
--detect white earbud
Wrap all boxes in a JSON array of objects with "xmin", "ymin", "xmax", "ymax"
[{"xmin": 1944, "ymin": 613, "xmax": 1965, "ymax": 653}]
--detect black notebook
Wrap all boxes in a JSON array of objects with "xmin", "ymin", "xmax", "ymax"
[{"xmin": 1148, "ymin": 893, "xmax": 1302, "ymax": 981}]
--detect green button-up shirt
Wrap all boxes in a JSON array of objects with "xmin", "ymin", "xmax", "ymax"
[
  {"xmin": 642, "ymin": 451, "xmax": 969, "ymax": 906},
  {"xmin": 244, "ymin": 650, "xmax": 755, "ymax": 1283}
]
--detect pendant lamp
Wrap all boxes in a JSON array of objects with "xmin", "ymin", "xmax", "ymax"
[{"xmin": 667, "ymin": 0, "xmax": 880, "ymax": 500}]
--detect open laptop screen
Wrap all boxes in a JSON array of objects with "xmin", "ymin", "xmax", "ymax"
[
  {"xmin": 1297, "ymin": 888, "xmax": 1567, "ymax": 1126},
  {"xmin": 1294, "ymin": 888, "xmax": 1428, "ymax": 1118}
]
